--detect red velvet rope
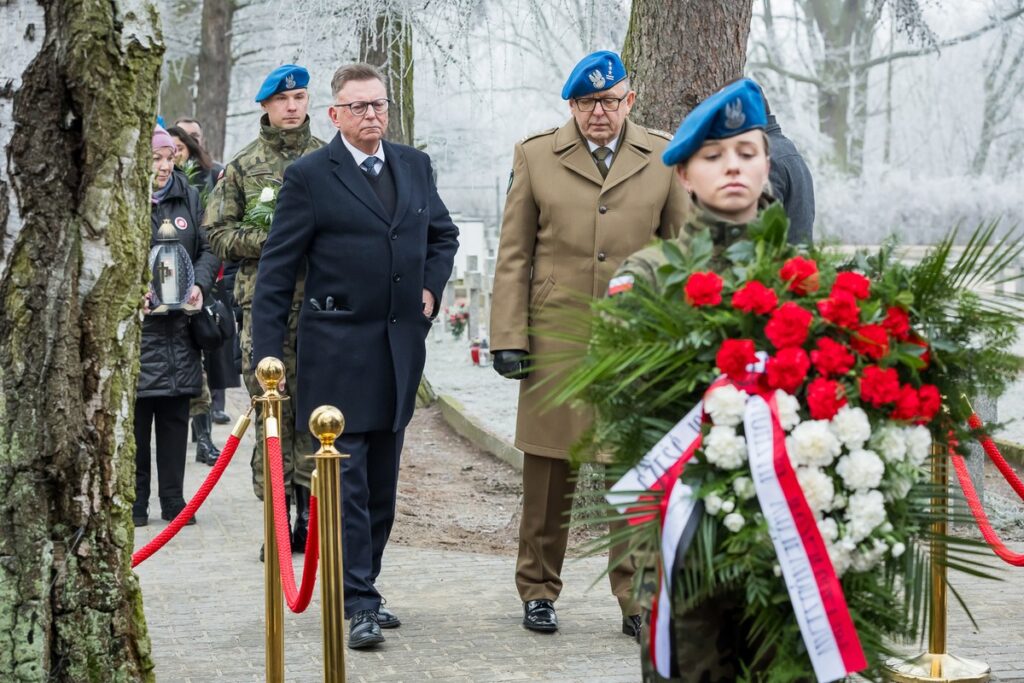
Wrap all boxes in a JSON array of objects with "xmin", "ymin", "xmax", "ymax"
[
  {"xmin": 132, "ymin": 432, "xmax": 243, "ymax": 567},
  {"xmin": 948, "ymin": 413, "xmax": 1024, "ymax": 567},
  {"xmin": 967, "ymin": 413, "xmax": 1024, "ymax": 501},
  {"xmin": 265, "ymin": 434, "xmax": 319, "ymax": 612}
]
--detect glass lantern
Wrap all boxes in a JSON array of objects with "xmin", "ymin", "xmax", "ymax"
[{"xmin": 148, "ymin": 218, "xmax": 196, "ymax": 314}]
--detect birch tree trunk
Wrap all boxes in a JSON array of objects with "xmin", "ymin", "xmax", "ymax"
[
  {"xmin": 622, "ymin": 0, "xmax": 754, "ymax": 132},
  {"xmin": 0, "ymin": 1, "xmax": 163, "ymax": 680}
]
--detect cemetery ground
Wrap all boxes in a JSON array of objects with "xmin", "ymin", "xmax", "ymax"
[{"xmin": 134, "ymin": 338, "xmax": 1024, "ymax": 681}]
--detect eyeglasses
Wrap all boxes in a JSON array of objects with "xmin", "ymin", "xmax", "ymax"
[
  {"xmin": 332, "ymin": 99, "xmax": 391, "ymax": 116},
  {"xmin": 573, "ymin": 95, "xmax": 628, "ymax": 112}
]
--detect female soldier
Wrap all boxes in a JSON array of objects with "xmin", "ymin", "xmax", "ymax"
[
  {"xmin": 611, "ymin": 78, "xmax": 780, "ymax": 681},
  {"xmin": 134, "ymin": 126, "xmax": 219, "ymax": 527}
]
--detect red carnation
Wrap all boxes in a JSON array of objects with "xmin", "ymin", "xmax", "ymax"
[
  {"xmin": 779, "ymin": 256, "xmax": 820, "ymax": 295},
  {"xmin": 859, "ymin": 366, "xmax": 901, "ymax": 406},
  {"xmin": 810, "ymin": 337, "xmax": 856, "ymax": 376},
  {"xmin": 765, "ymin": 302, "xmax": 813, "ymax": 349},
  {"xmin": 684, "ymin": 272, "xmax": 723, "ymax": 307},
  {"xmin": 918, "ymin": 384, "xmax": 941, "ymax": 422},
  {"xmin": 816, "ymin": 291, "xmax": 861, "ymax": 328},
  {"xmin": 716, "ymin": 339, "xmax": 757, "ymax": 381},
  {"xmin": 890, "ymin": 384, "xmax": 921, "ymax": 421},
  {"xmin": 851, "ymin": 324, "xmax": 890, "ymax": 360},
  {"xmin": 831, "ymin": 272, "xmax": 871, "ymax": 300},
  {"xmin": 731, "ymin": 281, "xmax": 778, "ymax": 315},
  {"xmin": 766, "ymin": 347, "xmax": 811, "ymax": 393},
  {"xmin": 806, "ymin": 377, "xmax": 847, "ymax": 420},
  {"xmin": 882, "ymin": 306, "xmax": 911, "ymax": 341}
]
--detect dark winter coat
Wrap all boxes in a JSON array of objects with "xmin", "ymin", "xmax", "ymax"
[
  {"xmin": 766, "ymin": 115, "xmax": 815, "ymax": 245},
  {"xmin": 138, "ymin": 170, "xmax": 220, "ymax": 398},
  {"xmin": 251, "ymin": 134, "xmax": 459, "ymax": 434}
]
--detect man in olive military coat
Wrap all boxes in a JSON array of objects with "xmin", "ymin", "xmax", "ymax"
[{"xmin": 489, "ymin": 51, "xmax": 690, "ymax": 638}]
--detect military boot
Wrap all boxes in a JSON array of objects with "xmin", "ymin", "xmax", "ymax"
[
  {"xmin": 291, "ymin": 485, "xmax": 311, "ymax": 553},
  {"xmin": 192, "ymin": 413, "xmax": 221, "ymax": 466}
]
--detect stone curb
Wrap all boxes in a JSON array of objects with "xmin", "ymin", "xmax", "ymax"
[{"xmin": 436, "ymin": 393, "xmax": 524, "ymax": 471}]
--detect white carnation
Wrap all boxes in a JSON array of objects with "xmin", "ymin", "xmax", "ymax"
[
  {"xmin": 721, "ymin": 499, "xmax": 736, "ymax": 514},
  {"xmin": 832, "ymin": 492, "xmax": 847, "ymax": 509},
  {"xmin": 787, "ymin": 420, "xmax": 842, "ymax": 468},
  {"xmin": 774, "ymin": 390, "xmax": 802, "ymax": 431},
  {"xmin": 851, "ymin": 539, "xmax": 889, "ymax": 573},
  {"xmin": 827, "ymin": 537, "xmax": 856, "ymax": 577},
  {"xmin": 259, "ymin": 186, "xmax": 275, "ymax": 203},
  {"xmin": 723, "ymin": 512, "xmax": 745, "ymax": 532},
  {"xmin": 704, "ymin": 426, "xmax": 747, "ymax": 470},
  {"xmin": 891, "ymin": 542, "xmax": 906, "ymax": 558},
  {"xmin": 885, "ymin": 472, "xmax": 914, "ymax": 501},
  {"xmin": 845, "ymin": 490, "xmax": 887, "ymax": 542},
  {"xmin": 704, "ymin": 493, "xmax": 723, "ymax": 515},
  {"xmin": 905, "ymin": 425, "xmax": 932, "ymax": 467},
  {"xmin": 797, "ymin": 467, "xmax": 835, "ymax": 515},
  {"xmin": 835, "ymin": 449, "xmax": 885, "ymax": 491},
  {"xmin": 872, "ymin": 425, "xmax": 908, "ymax": 463},
  {"xmin": 732, "ymin": 476, "xmax": 756, "ymax": 500},
  {"xmin": 818, "ymin": 517, "xmax": 839, "ymax": 543},
  {"xmin": 705, "ymin": 385, "xmax": 748, "ymax": 427},
  {"xmin": 829, "ymin": 406, "xmax": 872, "ymax": 450}
]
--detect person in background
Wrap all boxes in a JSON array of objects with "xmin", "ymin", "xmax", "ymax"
[
  {"xmin": 759, "ymin": 88, "xmax": 815, "ymax": 244},
  {"xmin": 174, "ymin": 117, "xmax": 208, "ymax": 152},
  {"xmin": 167, "ymin": 125, "xmax": 224, "ymax": 197},
  {"xmin": 205, "ymin": 64, "xmax": 325, "ymax": 558},
  {"xmin": 134, "ymin": 125, "xmax": 219, "ymax": 527},
  {"xmin": 489, "ymin": 50, "xmax": 689, "ymax": 640}
]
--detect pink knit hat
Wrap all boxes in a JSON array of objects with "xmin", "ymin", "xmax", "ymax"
[{"xmin": 152, "ymin": 125, "xmax": 177, "ymax": 151}]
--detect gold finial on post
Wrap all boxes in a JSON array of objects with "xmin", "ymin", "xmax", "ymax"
[
  {"xmin": 309, "ymin": 405, "xmax": 348, "ymax": 682},
  {"xmin": 256, "ymin": 356, "xmax": 286, "ymax": 683}
]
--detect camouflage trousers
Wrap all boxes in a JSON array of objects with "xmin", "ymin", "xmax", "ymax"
[
  {"xmin": 638, "ymin": 567, "xmax": 761, "ymax": 682},
  {"xmin": 189, "ymin": 375, "xmax": 211, "ymax": 417},
  {"xmin": 240, "ymin": 305, "xmax": 313, "ymax": 499}
]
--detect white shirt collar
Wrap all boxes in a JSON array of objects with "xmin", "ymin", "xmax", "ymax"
[
  {"xmin": 340, "ymin": 134, "xmax": 385, "ymax": 168},
  {"xmin": 585, "ymin": 134, "xmax": 620, "ymax": 155}
]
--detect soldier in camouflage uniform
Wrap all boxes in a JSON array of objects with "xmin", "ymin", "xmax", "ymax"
[
  {"xmin": 205, "ymin": 65, "xmax": 325, "ymax": 551},
  {"xmin": 610, "ymin": 80, "xmax": 788, "ymax": 682}
]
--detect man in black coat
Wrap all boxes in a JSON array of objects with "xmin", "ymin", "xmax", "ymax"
[
  {"xmin": 251, "ymin": 63, "xmax": 459, "ymax": 649},
  {"xmin": 758, "ymin": 88, "xmax": 816, "ymax": 244}
]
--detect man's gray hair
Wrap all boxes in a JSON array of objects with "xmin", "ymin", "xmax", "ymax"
[{"xmin": 331, "ymin": 63, "xmax": 386, "ymax": 97}]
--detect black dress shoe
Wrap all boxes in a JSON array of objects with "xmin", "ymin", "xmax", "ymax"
[
  {"xmin": 160, "ymin": 501, "xmax": 196, "ymax": 525},
  {"xmin": 211, "ymin": 409, "xmax": 232, "ymax": 424},
  {"xmin": 348, "ymin": 610, "xmax": 385, "ymax": 649},
  {"xmin": 523, "ymin": 599, "xmax": 558, "ymax": 632},
  {"xmin": 622, "ymin": 614, "xmax": 642, "ymax": 642},
  {"xmin": 377, "ymin": 605, "xmax": 401, "ymax": 629},
  {"xmin": 132, "ymin": 509, "xmax": 149, "ymax": 527}
]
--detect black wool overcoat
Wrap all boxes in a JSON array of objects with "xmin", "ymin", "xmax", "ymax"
[{"xmin": 252, "ymin": 134, "xmax": 459, "ymax": 434}]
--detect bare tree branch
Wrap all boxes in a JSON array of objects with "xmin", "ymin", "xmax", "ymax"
[{"xmin": 747, "ymin": 60, "xmax": 824, "ymax": 86}]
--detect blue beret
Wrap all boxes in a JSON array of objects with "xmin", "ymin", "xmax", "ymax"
[
  {"xmin": 255, "ymin": 64, "xmax": 310, "ymax": 103},
  {"xmin": 662, "ymin": 78, "xmax": 768, "ymax": 166},
  {"xmin": 561, "ymin": 51, "xmax": 628, "ymax": 100}
]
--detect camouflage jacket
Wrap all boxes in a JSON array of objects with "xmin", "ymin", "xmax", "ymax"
[
  {"xmin": 612, "ymin": 197, "xmax": 776, "ymax": 296},
  {"xmin": 204, "ymin": 115, "xmax": 325, "ymax": 309}
]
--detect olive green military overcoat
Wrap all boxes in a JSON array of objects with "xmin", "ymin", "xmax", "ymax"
[{"xmin": 490, "ymin": 117, "xmax": 690, "ymax": 459}]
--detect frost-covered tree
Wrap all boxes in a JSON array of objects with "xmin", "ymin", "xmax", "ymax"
[{"xmin": 0, "ymin": 1, "xmax": 162, "ymax": 679}]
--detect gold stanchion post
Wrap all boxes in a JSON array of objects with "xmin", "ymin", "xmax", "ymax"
[
  {"xmin": 883, "ymin": 440, "xmax": 990, "ymax": 682},
  {"xmin": 309, "ymin": 406, "xmax": 348, "ymax": 683},
  {"xmin": 256, "ymin": 358, "xmax": 287, "ymax": 683}
]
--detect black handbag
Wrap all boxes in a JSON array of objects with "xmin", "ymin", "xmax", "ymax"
[{"xmin": 189, "ymin": 298, "xmax": 235, "ymax": 351}]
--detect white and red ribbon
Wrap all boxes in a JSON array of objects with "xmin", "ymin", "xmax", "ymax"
[{"xmin": 608, "ymin": 376, "xmax": 866, "ymax": 681}]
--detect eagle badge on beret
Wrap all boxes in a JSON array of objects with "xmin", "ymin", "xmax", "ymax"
[
  {"xmin": 588, "ymin": 69, "xmax": 606, "ymax": 89},
  {"xmin": 284, "ymin": 74, "xmax": 296, "ymax": 89},
  {"xmin": 724, "ymin": 99, "xmax": 746, "ymax": 130}
]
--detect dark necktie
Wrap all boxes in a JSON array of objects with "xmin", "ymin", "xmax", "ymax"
[
  {"xmin": 360, "ymin": 156, "xmax": 380, "ymax": 177},
  {"xmin": 592, "ymin": 146, "xmax": 611, "ymax": 178}
]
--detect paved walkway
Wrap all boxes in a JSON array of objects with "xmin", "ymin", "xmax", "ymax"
[{"xmin": 135, "ymin": 388, "xmax": 1024, "ymax": 682}]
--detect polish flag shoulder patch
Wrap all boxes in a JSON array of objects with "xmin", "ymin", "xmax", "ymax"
[
  {"xmin": 607, "ymin": 274, "xmax": 634, "ymax": 296},
  {"xmin": 174, "ymin": 216, "xmax": 188, "ymax": 230}
]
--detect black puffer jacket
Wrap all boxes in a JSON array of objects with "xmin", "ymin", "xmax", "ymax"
[{"xmin": 138, "ymin": 170, "xmax": 220, "ymax": 398}]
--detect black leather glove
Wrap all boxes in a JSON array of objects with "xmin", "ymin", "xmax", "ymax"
[{"xmin": 493, "ymin": 349, "xmax": 531, "ymax": 380}]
